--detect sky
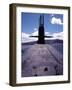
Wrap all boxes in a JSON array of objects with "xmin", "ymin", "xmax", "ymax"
[
  {"xmin": 21, "ymin": 12, "xmax": 63, "ymax": 34},
  {"xmin": 21, "ymin": 12, "xmax": 63, "ymax": 43}
]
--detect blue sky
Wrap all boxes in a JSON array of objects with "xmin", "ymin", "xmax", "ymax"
[{"xmin": 21, "ymin": 12, "xmax": 63, "ymax": 34}]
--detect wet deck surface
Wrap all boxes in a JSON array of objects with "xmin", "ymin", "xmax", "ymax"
[{"xmin": 21, "ymin": 44, "xmax": 63, "ymax": 77}]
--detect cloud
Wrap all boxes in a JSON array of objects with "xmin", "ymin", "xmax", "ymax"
[
  {"xmin": 31, "ymin": 30, "xmax": 38, "ymax": 36},
  {"xmin": 22, "ymin": 32, "xmax": 30, "ymax": 38},
  {"xmin": 21, "ymin": 32, "xmax": 37, "ymax": 43},
  {"xmin": 51, "ymin": 17, "xmax": 63, "ymax": 25},
  {"xmin": 45, "ymin": 32, "xmax": 50, "ymax": 36},
  {"xmin": 31, "ymin": 29, "xmax": 50, "ymax": 36},
  {"xmin": 21, "ymin": 30, "xmax": 51, "ymax": 43},
  {"xmin": 21, "ymin": 30, "xmax": 63, "ymax": 43},
  {"xmin": 34, "ymin": 28, "xmax": 38, "ymax": 31},
  {"xmin": 53, "ymin": 32, "xmax": 63, "ymax": 40}
]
